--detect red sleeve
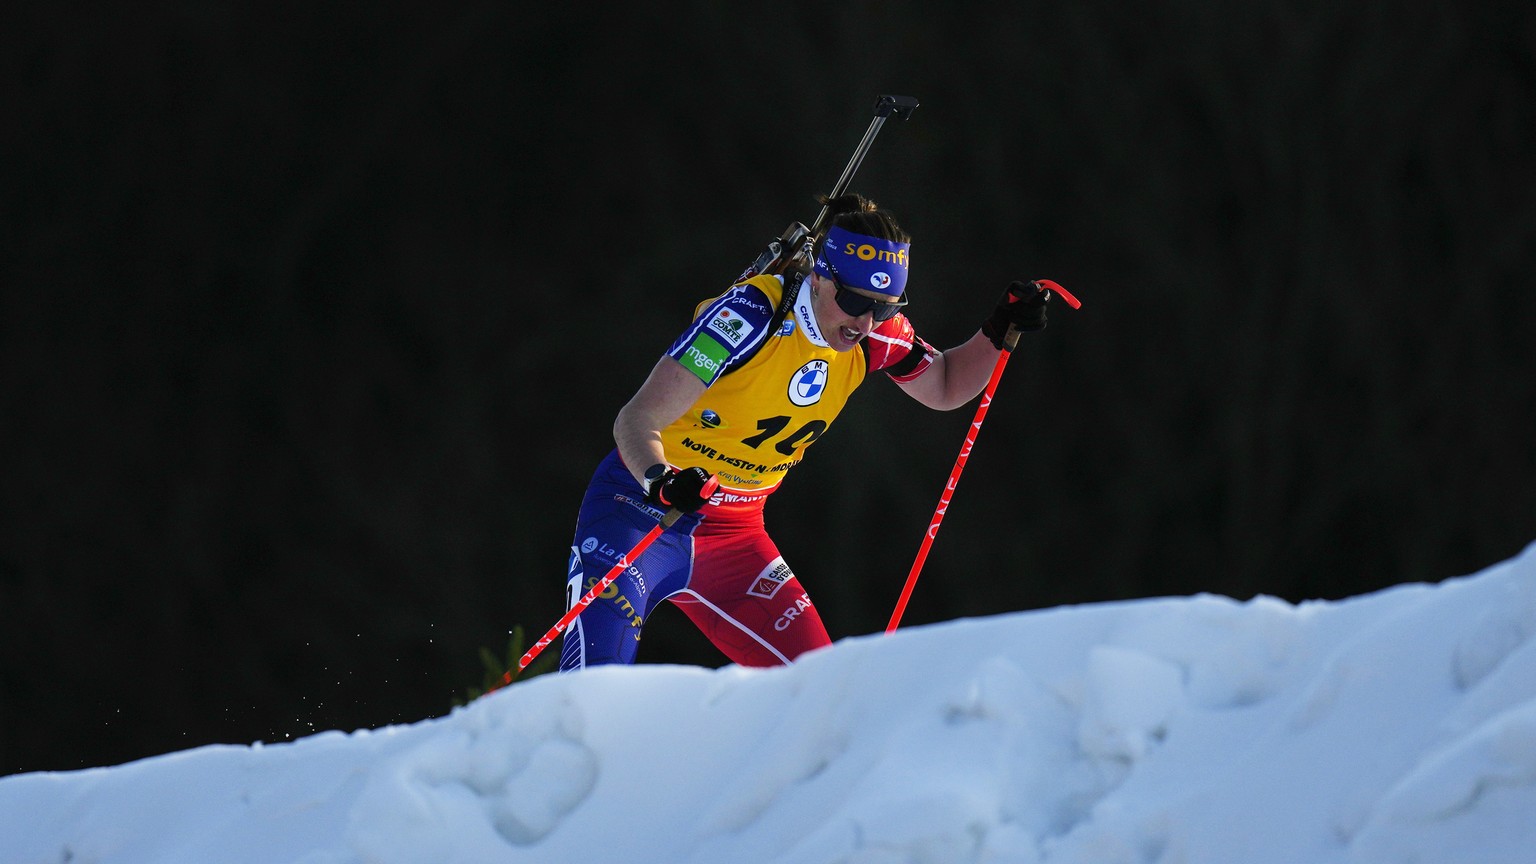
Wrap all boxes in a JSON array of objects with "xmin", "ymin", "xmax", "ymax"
[{"xmin": 865, "ymin": 314, "xmax": 937, "ymax": 383}]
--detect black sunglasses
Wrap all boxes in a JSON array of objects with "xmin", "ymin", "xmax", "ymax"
[{"xmin": 831, "ymin": 281, "xmax": 908, "ymax": 322}]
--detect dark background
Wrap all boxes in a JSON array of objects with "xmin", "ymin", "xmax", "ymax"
[{"xmin": 4, "ymin": 2, "xmax": 1533, "ymax": 775}]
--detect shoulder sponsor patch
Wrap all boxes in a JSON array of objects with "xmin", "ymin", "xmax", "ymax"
[
  {"xmin": 681, "ymin": 333, "xmax": 731, "ymax": 384},
  {"xmin": 707, "ymin": 307, "xmax": 755, "ymax": 347}
]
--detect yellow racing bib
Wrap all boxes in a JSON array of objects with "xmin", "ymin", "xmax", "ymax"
[{"xmin": 661, "ymin": 275, "xmax": 867, "ymax": 497}]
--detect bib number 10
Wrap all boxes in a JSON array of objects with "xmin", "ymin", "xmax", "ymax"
[{"xmin": 740, "ymin": 416, "xmax": 827, "ymax": 456}]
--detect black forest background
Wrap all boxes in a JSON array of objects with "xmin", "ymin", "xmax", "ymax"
[{"xmin": 4, "ymin": 2, "xmax": 1534, "ymax": 774}]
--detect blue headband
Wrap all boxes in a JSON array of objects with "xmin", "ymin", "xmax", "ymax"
[{"xmin": 813, "ymin": 226, "xmax": 911, "ymax": 297}]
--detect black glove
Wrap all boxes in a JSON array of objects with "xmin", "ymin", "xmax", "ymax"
[
  {"xmin": 643, "ymin": 465, "xmax": 717, "ymax": 513},
  {"xmin": 982, "ymin": 280, "xmax": 1050, "ymax": 349}
]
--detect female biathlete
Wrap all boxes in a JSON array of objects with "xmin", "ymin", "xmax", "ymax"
[{"xmin": 559, "ymin": 193, "xmax": 1053, "ymax": 672}]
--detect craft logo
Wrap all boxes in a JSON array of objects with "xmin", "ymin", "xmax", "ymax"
[
  {"xmin": 726, "ymin": 286, "xmax": 771, "ymax": 315},
  {"xmin": 773, "ymin": 591, "xmax": 813, "ymax": 631},
  {"xmin": 788, "ymin": 360, "xmax": 829, "ymax": 407},
  {"xmin": 796, "ymin": 297, "xmax": 825, "ymax": 345},
  {"xmin": 707, "ymin": 307, "xmax": 754, "ymax": 347},
  {"xmin": 747, "ymin": 557, "xmax": 793, "ymax": 599}
]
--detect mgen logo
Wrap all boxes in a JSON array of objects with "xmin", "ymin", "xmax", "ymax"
[{"xmin": 682, "ymin": 334, "xmax": 730, "ymax": 384}]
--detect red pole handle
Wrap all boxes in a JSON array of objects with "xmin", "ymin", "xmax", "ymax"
[{"xmin": 1036, "ymin": 278, "xmax": 1082, "ymax": 309}]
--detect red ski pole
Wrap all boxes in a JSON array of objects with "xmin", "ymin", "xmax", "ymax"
[
  {"xmin": 491, "ymin": 488, "xmax": 707, "ymax": 691},
  {"xmin": 886, "ymin": 280, "xmax": 1080, "ymax": 633}
]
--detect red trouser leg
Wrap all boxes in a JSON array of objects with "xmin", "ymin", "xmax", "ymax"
[{"xmin": 669, "ymin": 522, "xmax": 831, "ymax": 667}]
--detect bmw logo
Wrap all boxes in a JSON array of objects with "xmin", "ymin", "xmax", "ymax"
[{"xmin": 788, "ymin": 360, "xmax": 829, "ymax": 406}]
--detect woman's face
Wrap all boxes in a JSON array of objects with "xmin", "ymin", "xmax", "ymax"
[{"xmin": 810, "ymin": 273, "xmax": 899, "ymax": 352}]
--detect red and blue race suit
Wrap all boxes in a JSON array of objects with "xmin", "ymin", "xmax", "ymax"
[{"xmin": 560, "ymin": 273, "xmax": 935, "ymax": 671}]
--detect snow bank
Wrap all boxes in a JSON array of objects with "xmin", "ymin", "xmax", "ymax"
[{"xmin": 4, "ymin": 541, "xmax": 1534, "ymax": 863}]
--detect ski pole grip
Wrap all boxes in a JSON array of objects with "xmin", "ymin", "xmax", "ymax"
[
  {"xmin": 1001, "ymin": 280, "xmax": 1081, "ymax": 352},
  {"xmin": 1036, "ymin": 279, "xmax": 1082, "ymax": 310},
  {"xmin": 1002, "ymin": 325, "xmax": 1023, "ymax": 353},
  {"xmin": 656, "ymin": 474, "xmax": 716, "ymax": 529}
]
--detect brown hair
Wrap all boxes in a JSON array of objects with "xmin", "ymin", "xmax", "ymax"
[{"xmin": 818, "ymin": 192, "xmax": 911, "ymax": 244}]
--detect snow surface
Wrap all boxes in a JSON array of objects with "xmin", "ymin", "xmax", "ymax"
[{"xmin": 4, "ymin": 541, "xmax": 1536, "ymax": 864}]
